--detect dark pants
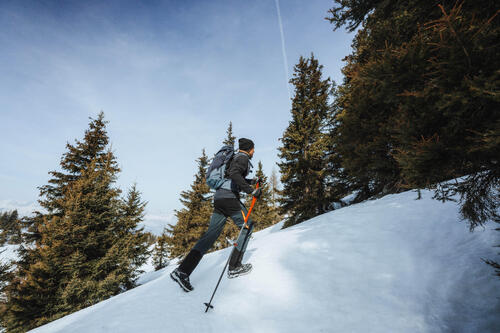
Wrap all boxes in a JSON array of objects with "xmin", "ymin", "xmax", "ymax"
[
  {"xmin": 193, "ymin": 198, "xmax": 254, "ymax": 254},
  {"xmin": 178, "ymin": 197, "xmax": 254, "ymax": 276}
]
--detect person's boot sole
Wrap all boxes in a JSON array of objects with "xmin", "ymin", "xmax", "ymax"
[{"xmin": 170, "ymin": 270, "xmax": 193, "ymax": 292}]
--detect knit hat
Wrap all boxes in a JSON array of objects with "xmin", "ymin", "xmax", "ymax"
[{"xmin": 238, "ymin": 138, "xmax": 254, "ymax": 152}]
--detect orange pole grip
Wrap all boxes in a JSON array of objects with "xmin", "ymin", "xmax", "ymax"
[{"xmin": 244, "ymin": 182, "xmax": 259, "ymax": 224}]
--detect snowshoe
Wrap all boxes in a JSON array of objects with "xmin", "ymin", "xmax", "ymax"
[
  {"xmin": 227, "ymin": 263, "xmax": 252, "ymax": 278},
  {"xmin": 170, "ymin": 268, "xmax": 194, "ymax": 292}
]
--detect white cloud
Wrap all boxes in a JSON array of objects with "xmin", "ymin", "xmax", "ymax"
[
  {"xmin": 0, "ymin": 0, "xmax": 354, "ymax": 218},
  {"xmin": 140, "ymin": 212, "xmax": 177, "ymax": 236}
]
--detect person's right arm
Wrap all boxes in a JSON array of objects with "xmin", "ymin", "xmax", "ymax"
[{"xmin": 228, "ymin": 155, "xmax": 254, "ymax": 194}]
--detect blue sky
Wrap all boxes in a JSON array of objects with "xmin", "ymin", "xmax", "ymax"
[{"xmin": 0, "ymin": 0, "xmax": 354, "ymax": 229}]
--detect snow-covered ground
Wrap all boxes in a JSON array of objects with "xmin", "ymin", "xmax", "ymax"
[{"xmin": 29, "ymin": 189, "xmax": 500, "ymax": 332}]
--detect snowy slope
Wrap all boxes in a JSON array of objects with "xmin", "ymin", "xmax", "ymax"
[{"xmin": 29, "ymin": 189, "xmax": 500, "ymax": 333}]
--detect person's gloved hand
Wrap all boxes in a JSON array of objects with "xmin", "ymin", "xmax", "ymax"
[{"xmin": 251, "ymin": 188, "xmax": 262, "ymax": 198}]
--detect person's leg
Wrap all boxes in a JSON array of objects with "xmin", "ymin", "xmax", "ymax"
[
  {"xmin": 192, "ymin": 210, "xmax": 228, "ymax": 255},
  {"xmin": 228, "ymin": 202, "xmax": 254, "ymax": 268},
  {"xmin": 177, "ymin": 210, "xmax": 227, "ymax": 276}
]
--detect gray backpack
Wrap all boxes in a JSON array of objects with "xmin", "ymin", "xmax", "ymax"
[{"xmin": 206, "ymin": 145, "xmax": 234, "ymax": 190}]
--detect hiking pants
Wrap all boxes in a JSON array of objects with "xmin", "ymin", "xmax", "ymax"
[{"xmin": 192, "ymin": 198, "xmax": 254, "ymax": 255}]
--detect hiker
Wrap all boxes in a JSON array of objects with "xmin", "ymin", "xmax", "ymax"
[{"xmin": 170, "ymin": 138, "xmax": 262, "ymax": 292}]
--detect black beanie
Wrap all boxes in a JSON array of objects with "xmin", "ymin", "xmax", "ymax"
[{"xmin": 238, "ymin": 138, "xmax": 254, "ymax": 152}]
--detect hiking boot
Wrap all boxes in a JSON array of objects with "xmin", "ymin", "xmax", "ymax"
[
  {"xmin": 228, "ymin": 263, "xmax": 252, "ymax": 278},
  {"xmin": 170, "ymin": 268, "xmax": 194, "ymax": 292},
  {"xmin": 227, "ymin": 248, "xmax": 252, "ymax": 278}
]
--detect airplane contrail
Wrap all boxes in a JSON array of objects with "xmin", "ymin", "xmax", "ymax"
[{"xmin": 274, "ymin": 0, "xmax": 291, "ymax": 102}]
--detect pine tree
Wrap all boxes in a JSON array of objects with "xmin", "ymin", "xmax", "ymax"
[
  {"xmin": 269, "ymin": 168, "xmax": 282, "ymax": 214},
  {"xmin": 327, "ymin": 0, "xmax": 499, "ymax": 216},
  {"xmin": 165, "ymin": 150, "xmax": 213, "ymax": 258},
  {"xmin": 0, "ymin": 210, "xmax": 22, "ymax": 246},
  {"xmin": 44, "ymin": 156, "xmax": 122, "ymax": 317},
  {"xmin": 326, "ymin": 85, "xmax": 356, "ymax": 203},
  {"xmin": 0, "ymin": 114, "xmax": 149, "ymax": 331},
  {"xmin": 152, "ymin": 228, "xmax": 170, "ymax": 270},
  {"xmin": 39, "ymin": 112, "xmax": 118, "ymax": 215},
  {"xmin": 327, "ymin": 0, "xmax": 500, "ymax": 279},
  {"xmin": 244, "ymin": 162, "xmax": 281, "ymax": 231},
  {"xmin": 113, "ymin": 184, "xmax": 150, "ymax": 289},
  {"xmin": 0, "ymin": 250, "xmax": 12, "ymax": 300},
  {"xmin": 20, "ymin": 112, "xmax": 119, "ymax": 246},
  {"xmin": 223, "ymin": 121, "xmax": 236, "ymax": 147},
  {"xmin": 278, "ymin": 54, "xmax": 332, "ymax": 228},
  {"xmin": 0, "ymin": 251, "xmax": 12, "ymax": 333}
]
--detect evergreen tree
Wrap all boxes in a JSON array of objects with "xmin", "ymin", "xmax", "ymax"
[
  {"xmin": 278, "ymin": 54, "xmax": 332, "ymax": 228},
  {"xmin": 20, "ymin": 112, "xmax": 119, "ymax": 246},
  {"xmin": 0, "ymin": 211, "xmax": 21, "ymax": 246},
  {"xmin": 0, "ymin": 114, "xmax": 149, "ymax": 331},
  {"xmin": 165, "ymin": 150, "xmax": 213, "ymax": 258},
  {"xmin": 327, "ymin": 0, "xmax": 499, "ymax": 218},
  {"xmin": 0, "ymin": 251, "xmax": 11, "ymax": 333},
  {"xmin": 223, "ymin": 121, "xmax": 236, "ymax": 147},
  {"xmin": 325, "ymin": 85, "xmax": 358, "ymax": 203},
  {"xmin": 269, "ymin": 168, "xmax": 282, "ymax": 213},
  {"xmin": 389, "ymin": 3, "xmax": 500, "ymax": 229},
  {"xmin": 0, "ymin": 250, "xmax": 12, "ymax": 301},
  {"xmin": 20, "ymin": 213, "xmax": 44, "ymax": 246},
  {"xmin": 152, "ymin": 228, "xmax": 170, "ymax": 270},
  {"xmin": 327, "ymin": 0, "xmax": 500, "ymax": 277},
  {"xmin": 45, "ymin": 156, "xmax": 123, "ymax": 317},
  {"xmin": 142, "ymin": 232, "xmax": 157, "ymax": 247},
  {"xmin": 244, "ymin": 162, "xmax": 281, "ymax": 231},
  {"xmin": 38, "ymin": 112, "xmax": 119, "ymax": 215},
  {"xmin": 114, "ymin": 184, "xmax": 150, "ymax": 289}
]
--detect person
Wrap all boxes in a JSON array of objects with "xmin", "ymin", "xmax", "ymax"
[{"xmin": 170, "ymin": 138, "xmax": 262, "ymax": 292}]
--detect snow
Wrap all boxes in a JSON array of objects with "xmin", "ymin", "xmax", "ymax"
[
  {"xmin": 340, "ymin": 191, "xmax": 358, "ymax": 205},
  {"xmin": 29, "ymin": 189, "xmax": 500, "ymax": 332},
  {"xmin": 0, "ymin": 244, "xmax": 19, "ymax": 264}
]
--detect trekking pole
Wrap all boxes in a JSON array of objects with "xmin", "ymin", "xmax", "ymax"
[{"xmin": 204, "ymin": 183, "xmax": 259, "ymax": 313}]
